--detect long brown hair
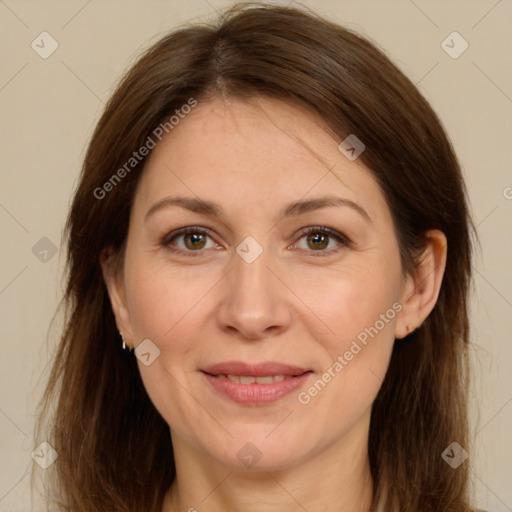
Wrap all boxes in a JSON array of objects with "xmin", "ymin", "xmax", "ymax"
[{"xmin": 33, "ymin": 3, "xmax": 475, "ymax": 511}]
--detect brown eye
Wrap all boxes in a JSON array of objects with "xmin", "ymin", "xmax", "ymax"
[
  {"xmin": 163, "ymin": 227, "xmax": 219, "ymax": 255},
  {"xmin": 306, "ymin": 232, "xmax": 329, "ymax": 251},
  {"xmin": 294, "ymin": 226, "xmax": 350, "ymax": 256},
  {"xmin": 183, "ymin": 232, "xmax": 207, "ymax": 250}
]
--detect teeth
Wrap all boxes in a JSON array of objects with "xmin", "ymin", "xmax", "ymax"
[
  {"xmin": 221, "ymin": 374, "xmax": 290, "ymax": 384},
  {"xmin": 255, "ymin": 376, "xmax": 273, "ymax": 384}
]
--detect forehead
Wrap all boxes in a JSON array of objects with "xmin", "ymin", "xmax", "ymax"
[{"xmin": 132, "ymin": 96, "xmax": 389, "ymax": 224}]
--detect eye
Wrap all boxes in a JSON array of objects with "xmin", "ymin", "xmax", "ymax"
[
  {"xmin": 162, "ymin": 227, "xmax": 220, "ymax": 256},
  {"xmin": 292, "ymin": 226, "xmax": 350, "ymax": 256},
  {"xmin": 162, "ymin": 225, "xmax": 350, "ymax": 258}
]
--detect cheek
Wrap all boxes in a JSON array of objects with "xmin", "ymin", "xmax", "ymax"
[
  {"xmin": 304, "ymin": 263, "xmax": 400, "ymax": 410},
  {"xmin": 124, "ymin": 254, "xmax": 210, "ymax": 343},
  {"xmin": 122, "ymin": 258, "xmax": 210, "ymax": 431},
  {"xmin": 313, "ymin": 264, "xmax": 400, "ymax": 347}
]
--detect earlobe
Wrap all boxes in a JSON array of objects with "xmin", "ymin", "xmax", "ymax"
[
  {"xmin": 99, "ymin": 247, "xmax": 134, "ymax": 346},
  {"xmin": 394, "ymin": 230, "xmax": 447, "ymax": 339}
]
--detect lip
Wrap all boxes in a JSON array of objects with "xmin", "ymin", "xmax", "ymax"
[
  {"xmin": 201, "ymin": 361, "xmax": 310, "ymax": 377},
  {"xmin": 200, "ymin": 361, "xmax": 312, "ymax": 406}
]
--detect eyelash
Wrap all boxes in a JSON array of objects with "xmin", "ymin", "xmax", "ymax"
[{"xmin": 162, "ymin": 225, "xmax": 351, "ymax": 258}]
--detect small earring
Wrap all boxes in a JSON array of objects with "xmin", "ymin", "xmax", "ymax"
[{"xmin": 119, "ymin": 331, "xmax": 133, "ymax": 352}]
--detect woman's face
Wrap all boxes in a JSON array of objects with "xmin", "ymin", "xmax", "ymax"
[{"xmin": 110, "ymin": 96, "xmax": 409, "ymax": 471}]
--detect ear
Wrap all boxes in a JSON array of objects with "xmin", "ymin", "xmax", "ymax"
[
  {"xmin": 394, "ymin": 229, "xmax": 447, "ymax": 339},
  {"xmin": 99, "ymin": 246, "xmax": 134, "ymax": 347}
]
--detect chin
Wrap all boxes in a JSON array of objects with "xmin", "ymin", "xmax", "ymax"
[{"xmin": 201, "ymin": 429, "xmax": 316, "ymax": 472}]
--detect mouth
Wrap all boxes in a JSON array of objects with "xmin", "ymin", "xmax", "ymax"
[
  {"xmin": 200, "ymin": 361, "xmax": 313, "ymax": 405},
  {"xmin": 208, "ymin": 374, "xmax": 298, "ymax": 384}
]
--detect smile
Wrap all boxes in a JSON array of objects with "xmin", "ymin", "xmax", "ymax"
[
  {"xmin": 200, "ymin": 361, "xmax": 313, "ymax": 405},
  {"xmin": 214, "ymin": 374, "xmax": 292, "ymax": 384}
]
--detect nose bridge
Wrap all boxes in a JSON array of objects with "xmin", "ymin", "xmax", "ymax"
[
  {"xmin": 230, "ymin": 237, "xmax": 277, "ymax": 310},
  {"xmin": 217, "ymin": 236, "xmax": 291, "ymax": 338}
]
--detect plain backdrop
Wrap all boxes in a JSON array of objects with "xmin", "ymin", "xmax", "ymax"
[{"xmin": 0, "ymin": 1, "xmax": 511, "ymax": 510}]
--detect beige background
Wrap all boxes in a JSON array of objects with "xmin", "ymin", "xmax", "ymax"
[{"xmin": 1, "ymin": 0, "xmax": 511, "ymax": 510}]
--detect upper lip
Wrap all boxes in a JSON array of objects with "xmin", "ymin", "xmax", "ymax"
[{"xmin": 201, "ymin": 361, "xmax": 311, "ymax": 377}]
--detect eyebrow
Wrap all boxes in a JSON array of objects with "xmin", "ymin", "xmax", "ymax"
[{"xmin": 144, "ymin": 195, "xmax": 371, "ymax": 223}]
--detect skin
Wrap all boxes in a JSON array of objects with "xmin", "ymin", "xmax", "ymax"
[{"xmin": 101, "ymin": 96, "xmax": 447, "ymax": 512}]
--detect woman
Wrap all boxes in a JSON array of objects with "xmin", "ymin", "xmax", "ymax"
[{"xmin": 34, "ymin": 3, "xmax": 478, "ymax": 511}]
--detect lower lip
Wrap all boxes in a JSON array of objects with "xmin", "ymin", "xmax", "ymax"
[{"xmin": 202, "ymin": 372, "xmax": 312, "ymax": 406}]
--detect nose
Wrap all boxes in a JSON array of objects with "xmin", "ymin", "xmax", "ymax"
[{"xmin": 216, "ymin": 242, "xmax": 292, "ymax": 340}]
